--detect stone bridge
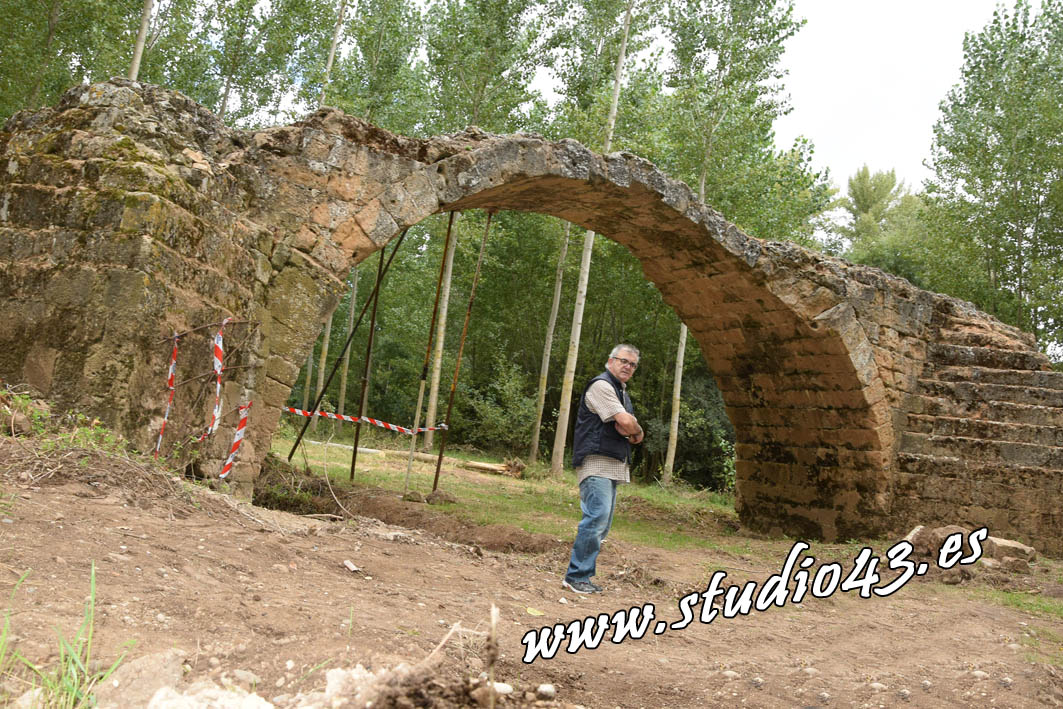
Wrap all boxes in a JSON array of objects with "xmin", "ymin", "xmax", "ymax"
[{"xmin": 2, "ymin": 80, "xmax": 1060, "ymax": 552}]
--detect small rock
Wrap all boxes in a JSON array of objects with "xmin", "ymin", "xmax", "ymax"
[
  {"xmin": 985, "ymin": 536, "xmax": 1037, "ymax": 562},
  {"xmin": 751, "ymin": 677, "xmax": 764, "ymax": 689},
  {"xmin": 970, "ymin": 670, "xmax": 989, "ymax": 680},
  {"xmin": 1000, "ymin": 676, "xmax": 1013, "ymax": 688},
  {"xmin": 941, "ymin": 566, "xmax": 974, "ymax": 585},
  {"xmin": 536, "ymin": 684, "xmax": 556, "ymax": 700},
  {"xmin": 1001, "ymin": 556, "xmax": 1030, "ymax": 574},
  {"xmin": 275, "ymin": 677, "xmax": 285, "ymax": 688},
  {"xmin": 492, "ymin": 682, "xmax": 513, "ymax": 695},
  {"xmin": 230, "ymin": 669, "xmax": 260, "ymax": 687},
  {"xmin": 208, "ymin": 657, "xmax": 220, "ymax": 668},
  {"xmin": 803, "ymin": 667, "xmax": 820, "ymax": 677},
  {"xmin": 903, "ymin": 525, "xmax": 932, "ymax": 556},
  {"xmin": 921, "ymin": 680, "xmax": 932, "ymax": 691},
  {"xmin": 928, "ymin": 525, "xmax": 973, "ymax": 557},
  {"xmin": 426, "ymin": 490, "xmax": 457, "ymax": 505},
  {"xmin": 469, "ymin": 686, "xmax": 493, "ymax": 707},
  {"xmin": 869, "ymin": 682, "xmax": 887, "ymax": 692},
  {"xmin": 897, "ymin": 688, "xmax": 911, "ymax": 700},
  {"xmin": 1007, "ymin": 643, "xmax": 1022, "ymax": 651},
  {"xmin": 817, "ymin": 691, "xmax": 831, "ymax": 703},
  {"xmin": 721, "ymin": 670, "xmax": 740, "ymax": 680},
  {"xmin": 980, "ymin": 558, "xmax": 1001, "ymax": 570}
]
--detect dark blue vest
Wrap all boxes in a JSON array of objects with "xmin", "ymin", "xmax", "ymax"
[{"xmin": 571, "ymin": 370, "xmax": 633, "ymax": 468}]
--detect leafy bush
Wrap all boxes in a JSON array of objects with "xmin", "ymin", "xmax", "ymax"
[{"xmin": 460, "ymin": 355, "xmax": 536, "ymax": 456}]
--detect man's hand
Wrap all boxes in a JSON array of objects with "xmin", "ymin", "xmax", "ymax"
[{"xmin": 613, "ymin": 412, "xmax": 643, "ymax": 444}]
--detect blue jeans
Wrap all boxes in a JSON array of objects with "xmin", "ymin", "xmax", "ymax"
[{"xmin": 564, "ymin": 476, "xmax": 618, "ymax": 583}]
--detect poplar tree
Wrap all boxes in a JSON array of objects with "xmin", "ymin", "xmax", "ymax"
[
  {"xmin": 549, "ymin": 0, "xmax": 636, "ymax": 475},
  {"xmin": 926, "ymin": 0, "xmax": 1063, "ymax": 350},
  {"xmin": 318, "ymin": 0, "xmax": 426, "ymax": 128},
  {"xmin": 0, "ymin": 0, "xmax": 138, "ymax": 118}
]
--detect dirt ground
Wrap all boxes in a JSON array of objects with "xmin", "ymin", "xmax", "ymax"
[{"xmin": 2, "ymin": 437, "xmax": 1063, "ymax": 708}]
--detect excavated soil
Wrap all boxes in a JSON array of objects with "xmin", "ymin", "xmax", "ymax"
[{"xmin": 2, "ymin": 436, "xmax": 1063, "ymax": 707}]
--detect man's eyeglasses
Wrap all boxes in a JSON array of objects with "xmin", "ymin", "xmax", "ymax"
[{"xmin": 611, "ymin": 356, "xmax": 638, "ymax": 369}]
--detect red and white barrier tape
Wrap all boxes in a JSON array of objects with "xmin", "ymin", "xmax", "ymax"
[
  {"xmin": 219, "ymin": 401, "xmax": 252, "ymax": 479},
  {"xmin": 197, "ymin": 317, "xmax": 232, "ymax": 442},
  {"xmin": 284, "ymin": 407, "xmax": 447, "ymax": 436},
  {"xmin": 155, "ymin": 333, "xmax": 179, "ymax": 459}
]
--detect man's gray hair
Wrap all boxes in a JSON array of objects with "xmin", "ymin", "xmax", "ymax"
[{"xmin": 609, "ymin": 344, "xmax": 640, "ymax": 359}]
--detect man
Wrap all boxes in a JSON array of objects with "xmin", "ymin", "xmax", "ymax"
[{"xmin": 562, "ymin": 344, "xmax": 644, "ymax": 594}]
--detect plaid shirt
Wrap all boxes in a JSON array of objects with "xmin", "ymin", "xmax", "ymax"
[{"xmin": 575, "ymin": 379, "xmax": 631, "ymax": 485}]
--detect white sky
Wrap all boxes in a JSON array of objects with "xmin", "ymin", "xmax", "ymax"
[{"xmin": 774, "ymin": 0, "xmax": 1003, "ymax": 194}]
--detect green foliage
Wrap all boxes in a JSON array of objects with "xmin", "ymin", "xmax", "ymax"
[
  {"xmin": 0, "ymin": 0, "xmax": 140, "ymax": 119},
  {"xmin": 460, "ymin": 354, "xmax": 537, "ymax": 455},
  {"xmin": 655, "ymin": 0, "xmax": 833, "ymax": 243},
  {"xmin": 838, "ymin": 165, "xmax": 906, "ymax": 244},
  {"xmin": 320, "ymin": 0, "xmax": 428, "ymax": 130},
  {"xmin": 926, "ymin": 0, "xmax": 1063, "ymax": 351},
  {"xmin": 424, "ymin": 0, "xmax": 547, "ymax": 133},
  {"xmin": 134, "ymin": 0, "xmax": 220, "ymax": 107}
]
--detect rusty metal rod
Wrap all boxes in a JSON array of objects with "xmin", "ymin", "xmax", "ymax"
[
  {"xmin": 287, "ymin": 230, "xmax": 408, "ymax": 461},
  {"xmin": 349, "ymin": 247, "xmax": 386, "ymax": 480},
  {"xmin": 403, "ymin": 212, "xmax": 457, "ymax": 494},
  {"xmin": 432, "ymin": 211, "xmax": 493, "ymax": 491},
  {"xmin": 173, "ymin": 364, "xmax": 255, "ymax": 389},
  {"xmin": 157, "ymin": 319, "xmax": 255, "ymax": 342}
]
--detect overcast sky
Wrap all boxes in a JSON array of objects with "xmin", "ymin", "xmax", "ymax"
[{"xmin": 774, "ymin": 0, "xmax": 1004, "ymax": 194}]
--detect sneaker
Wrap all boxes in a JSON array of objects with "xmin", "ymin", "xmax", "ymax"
[
  {"xmin": 588, "ymin": 580, "xmax": 603, "ymax": 593},
  {"xmin": 562, "ymin": 578, "xmax": 599, "ymax": 594}
]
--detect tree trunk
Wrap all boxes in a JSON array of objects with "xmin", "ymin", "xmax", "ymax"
[
  {"xmin": 424, "ymin": 219, "xmax": 459, "ymax": 451},
  {"xmin": 548, "ymin": 0, "xmax": 634, "ymax": 475},
  {"xmin": 318, "ymin": 0, "xmax": 347, "ymax": 107},
  {"xmin": 301, "ymin": 352, "xmax": 313, "ymax": 413},
  {"xmin": 27, "ymin": 0, "xmax": 63, "ymax": 108},
  {"xmin": 663, "ymin": 322, "xmax": 687, "ymax": 482},
  {"xmin": 128, "ymin": 0, "xmax": 153, "ymax": 80},
  {"xmin": 529, "ymin": 221, "xmax": 570, "ymax": 464},
  {"xmin": 549, "ymin": 228, "xmax": 595, "ymax": 474},
  {"xmin": 312, "ymin": 315, "xmax": 333, "ymax": 432},
  {"xmin": 219, "ymin": 75, "xmax": 232, "ymax": 121},
  {"xmin": 337, "ymin": 267, "xmax": 359, "ymax": 420}
]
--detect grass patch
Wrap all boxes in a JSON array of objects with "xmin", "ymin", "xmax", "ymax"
[
  {"xmin": 272, "ymin": 433, "xmax": 738, "ymax": 549},
  {"xmin": 1, "ymin": 565, "xmax": 131, "ymax": 708},
  {"xmin": 1017, "ymin": 624, "xmax": 1063, "ymax": 666},
  {"xmin": 971, "ymin": 588, "xmax": 1063, "ymax": 621}
]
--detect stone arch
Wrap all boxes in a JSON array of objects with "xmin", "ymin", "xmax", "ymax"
[
  {"xmin": 252, "ymin": 112, "xmax": 896, "ymax": 541},
  {"xmin": 2, "ymin": 80, "xmax": 1059, "ymax": 550}
]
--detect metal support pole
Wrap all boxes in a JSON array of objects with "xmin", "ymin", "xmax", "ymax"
[
  {"xmin": 287, "ymin": 230, "xmax": 407, "ymax": 460},
  {"xmin": 403, "ymin": 212, "xmax": 456, "ymax": 495},
  {"xmin": 350, "ymin": 248, "xmax": 386, "ymax": 480},
  {"xmin": 432, "ymin": 212, "xmax": 493, "ymax": 492}
]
